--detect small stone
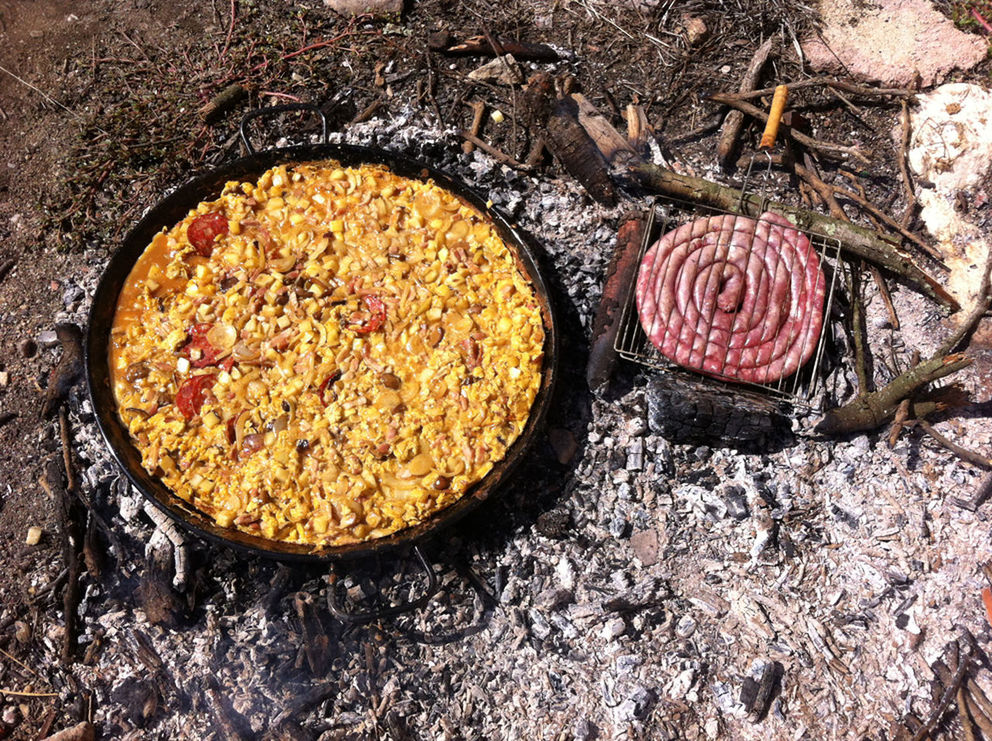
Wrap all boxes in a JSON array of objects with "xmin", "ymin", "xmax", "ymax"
[
  {"xmin": 535, "ymin": 508, "xmax": 572, "ymax": 539},
  {"xmin": 609, "ymin": 514, "xmax": 630, "ymax": 538},
  {"xmin": 467, "ymin": 54, "xmax": 522, "ymax": 85},
  {"xmin": 528, "ymin": 609, "xmax": 552, "ymax": 640},
  {"xmin": 630, "ymin": 529, "xmax": 659, "ymax": 566},
  {"xmin": 626, "ymin": 438, "xmax": 644, "ymax": 471},
  {"xmin": 626, "ymin": 416, "xmax": 647, "ymax": 437},
  {"xmin": 25, "ymin": 526, "xmax": 42, "ymax": 546},
  {"xmin": 2, "ymin": 705, "xmax": 17, "ymax": 725},
  {"xmin": 675, "ymin": 614, "xmax": 697, "ymax": 638},
  {"xmin": 37, "ymin": 329, "xmax": 59, "ymax": 348},
  {"xmin": 0, "ymin": 371, "xmax": 8, "ymax": 387},
  {"xmin": 17, "ymin": 338, "xmax": 36, "ymax": 358},
  {"xmin": 13, "ymin": 620, "xmax": 31, "ymax": 644},
  {"xmin": 536, "ymin": 587, "xmax": 573, "ymax": 611},
  {"xmin": 682, "ymin": 15, "xmax": 708, "ymax": 46},
  {"xmin": 601, "ymin": 617, "xmax": 626, "ymax": 639},
  {"xmin": 548, "ymin": 427, "xmax": 578, "ymax": 464},
  {"xmin": 62, "ymin": 283, "xmax": 85, "ymax": 307}
]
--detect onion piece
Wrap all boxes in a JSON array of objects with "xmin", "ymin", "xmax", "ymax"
[
  {"xmin": 232, "ymin": 341, "xmax": 261, "ymax": 362},
  {"xmin": 206, "ymin": 322, "xmax": 237, "ymax": 351}
]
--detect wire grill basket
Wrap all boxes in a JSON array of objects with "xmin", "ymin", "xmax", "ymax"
[{"xmin": 614, "ymin": 194, "xmax": 843, "ymax": 407}]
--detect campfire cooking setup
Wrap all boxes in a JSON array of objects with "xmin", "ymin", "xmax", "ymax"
[{"xmin": 3, "ymin": 1, "xmax": 992, "ymax": 739}]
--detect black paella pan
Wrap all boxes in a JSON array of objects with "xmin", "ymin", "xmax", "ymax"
[{"xmin": 86, "ymin": 105, "xmax": 559, "ymax": 568}]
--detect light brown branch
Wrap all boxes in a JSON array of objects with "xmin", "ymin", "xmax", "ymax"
[{"xmin": 918, "ymin": 421, "xmax": 992, "ymax": 469}]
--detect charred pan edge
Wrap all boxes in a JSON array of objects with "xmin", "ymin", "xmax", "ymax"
[{"xmin": 86, "ymin": 142, "xmax": 558, "ymax": 563}]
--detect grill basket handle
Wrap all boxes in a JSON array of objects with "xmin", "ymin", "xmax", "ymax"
[
  {"xmin": 326, "ymin": 545, "xmax": 440, "ymax": 624},
  {"xmin": 239, "ymin": 103, "xmax": 329, "ymax": 155}
]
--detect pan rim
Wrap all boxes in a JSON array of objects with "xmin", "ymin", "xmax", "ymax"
[{"xmin": 85, "ymin": 141, "xmax": 558, "ymax": 563}]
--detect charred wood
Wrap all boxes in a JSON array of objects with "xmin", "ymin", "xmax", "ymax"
[{"xmin": 587, "ymin": 212, "xmax": 646, "ymax": 392}]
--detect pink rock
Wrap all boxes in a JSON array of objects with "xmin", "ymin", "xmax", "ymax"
[
  {"xmin": 323, "ymin": 0, "xmax": 402, "ymax": 16},
  {"xmin": 801, "ymin": 0, "xmax": 987, "ymax": 87}
]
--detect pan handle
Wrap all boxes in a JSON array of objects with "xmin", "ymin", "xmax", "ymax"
[
  {"xmin": 239, "ymin": 103, "xmax": 329, "ymax": 155},
  {"xmin": 326, "ymin": 545, "xmax": 440, "ymax": 624}
]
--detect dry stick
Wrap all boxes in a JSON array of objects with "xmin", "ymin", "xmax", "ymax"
[
  {"xmin": 718, "ymin": 76, "xmax": 915, "ymax": 102},
  {"xmin": 457, "ymin": 131, "xmax": 533, "ymax": 171},
  {"xmin": 707, "ymin": 92, "xmax": 870, "ymax": 164},
  {"xmin": 0, "ymin": 259, "xmax": 14, "ymax": 285},
  {"xmin": 848, "ymin": 264, "xmax": 871, "ymax": 393},
  {"xmin": 898, "ymin": 99, "xmax": 919, "ymax": 228},
  {"xmin": 870, "ymin": 264, "xmax": 900, "ymax": 330},
  {"xmin": 794, "ymin": 158, "xmax": 943, "ymax": 264},
  {"xmin": 793, "ymin": 164, "xmax": 901, "ymax": 328},
  {"xmin": 717, "ymin": 37, "xmax": 777, "ymax": 169},
  {"xmin": 913, "ymin": 653, "xmax": 972, "ymax": 741},
  {"xmin": 56, "ymin": 410, "xmax": 84, "ymax": 666},
  {"xmin": 888, "ymin": 398, "xmax": 913, "ymax": 448},
  {"xmin": 629, "ymin": 161, "xmax": 957, "ymax": 309},
  {"xmin": 918, "ymin": 421, "xmax": 992, "ymax": 469}
]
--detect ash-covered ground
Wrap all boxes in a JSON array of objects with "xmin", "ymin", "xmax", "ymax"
[{"xmin": 25, "ymin": 113, "xmax": 992, "ymax": 740}]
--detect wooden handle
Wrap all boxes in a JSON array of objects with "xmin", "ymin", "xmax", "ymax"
[{"xmin": 759, "ymin": 85, "xmax": 789, "ymax": 150}]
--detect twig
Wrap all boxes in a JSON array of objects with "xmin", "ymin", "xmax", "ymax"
[
  {"xmin": 793, "ymin": 159, "xmax": 942, "ymax": 265},
  {"xmin": 0, "ymin": 689, "xmax": 58, "ymax": 697},
  {"xmin": 707, "ymin": 92, "xmax": 870, "ymax": 164},
  {"xmin": 59, "ymin": 409, "xmax": 78, "ymax": 495},
  {"xmin": 714, "ymin": 76, "xmax": 915, "ymax": 103},
  {"xmin": 870, "ymin": 264, "xmax": 900, "ymax": 330},
  {"xmin": 53, "ymin": 413, "xmax": 84, "ymax": 666},
  {"xmin": 0, "ymin": 259, "xmax": 14, "ymax": 285},
  {"xmin": 912, "ymin": 651, "xmax": 971, "ymax": 741},
  {"xmin": 219, "ymin": 0, "xmax": 236, "ymax": 63},
  {"xmin": 918, "ymin": 421, "xmax": 992, "ymax": 469},
  {"xmin": 717, "ymin": 37, "xmax": 776, "ymax": 169},
  {"xmin": 848, "ymin": 264, "xmax": 871, "ymax": 393},
  {"xmin": 198, "ymin": 83, "xmax": 246, "ymax": 122},
  {"xmin": 972, "ymin": 8, "xmax": 992, "ymax": 33},
  {"xmin": 457, "ymin": 131, "xmax": 533, "ymax": 171},
  {"xmin": 428, "ymin": 33, "xmax": 560, "ymax": 62},
  {"xmin": 898, "ymin": 99, "xmax": 918, "ymax": 228}
]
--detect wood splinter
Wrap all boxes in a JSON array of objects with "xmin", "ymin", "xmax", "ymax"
[{"xmin": 461, "ymin": 100, "xmax": 486, "ymax": 154}]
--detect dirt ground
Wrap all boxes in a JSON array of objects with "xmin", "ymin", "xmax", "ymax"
[{"xmin": 1, "ymin": 1, "xmax": 991, "ymax": 739}]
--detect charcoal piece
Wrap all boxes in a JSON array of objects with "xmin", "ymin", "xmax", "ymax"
[
  {"xmin": 722, "ymin": 484, "xmax": 750, "ymax": 520},
  {"xmin": 741, "ymin": 661, "xmax": 784, "ymax": 721},
  {"xmin": 645, "ymin": 374, "xmax": 790, "ymax": 449}
]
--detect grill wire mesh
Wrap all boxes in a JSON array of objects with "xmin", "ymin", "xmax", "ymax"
[{"xmin": 614, "ymin": 195, "xmax": 842, "ymax": 407}]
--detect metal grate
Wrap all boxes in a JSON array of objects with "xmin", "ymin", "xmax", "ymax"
[{"xmin": 614, "ymin": 195, "xmax": 843, "ymax": 407}]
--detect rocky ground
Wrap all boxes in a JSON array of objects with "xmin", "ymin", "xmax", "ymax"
[{"xmin": 1, "ymin": 1, "xmax": 992, "ymax": 739}]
